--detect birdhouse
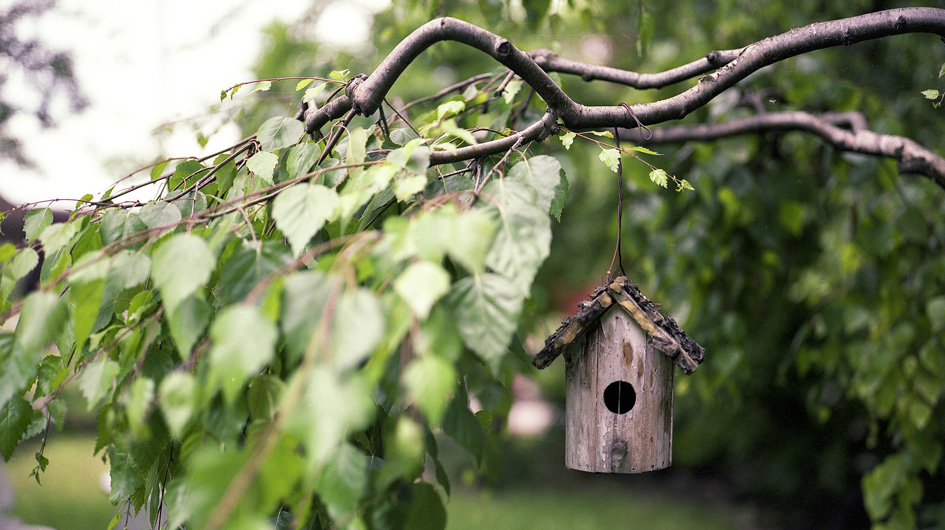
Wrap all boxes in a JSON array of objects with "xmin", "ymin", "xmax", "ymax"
[{"xmin": 533, "ymin": 276, "xmax": 705, "ymax": 474}]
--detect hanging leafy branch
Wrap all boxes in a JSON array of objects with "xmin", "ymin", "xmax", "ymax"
[{"xmin": 0, "ymin": 6, "xmax": 943, "ymax": 530}]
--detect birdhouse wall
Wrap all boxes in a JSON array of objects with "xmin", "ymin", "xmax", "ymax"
[{"xmin": 565, "ymin": 308, "xmax": 674, "ymax": 473}]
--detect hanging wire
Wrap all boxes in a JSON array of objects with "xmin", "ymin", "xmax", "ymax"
[{"xmin": 606, "ymin": 103, "xmax": 651, "ymax": 281}]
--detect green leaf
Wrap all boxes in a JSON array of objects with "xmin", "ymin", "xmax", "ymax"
[
  {"xmin": 0, "ymin": 243, "xmax": 12, "ymax": 263},
  {"xmin": 863, "ymin": 454, "xmax": 904, "ymax": 520},
  {"xmin": 404, "ymin": 482, "xmax": 447, "ymax": 530},
  {"xmin": 272, "ymin": 184, "xmax": 340, "ymax": 257},
  {"xmin": 38, "ymin": 222, "xmax": 78, "ymax": 255},
  {"xmin": 99, "ymin": 210, "xmax": 147, "ymax": 246},
  {"xmin": 920, "ymin": 89, "xmax": 940, "ymax": 100},
  {"xmin": 215, "ymin": 159, "xmax": 237, "ymax": 198},
  {"xmin": 927, "ymin": 297, "xmax": 945, "ymax": 331},
  {"xmin": 338, "ymin": 162, "xmax": 397, "ymax": 221},
  {"xmin": 394, "ymin": 261, "xmax": 451, "ymax": 319},
  {"xmin": 158, "ymin": 372, "xmax": 197, "ymax": 438},
  {"xmin": 507, "ymin": 155, "xmax": 564, "ymax": 214},
  {"xmin": 442, "ymin": 394, "xmax": 484, "ymax": 462},
  {"xmin": 169, "ymin": 160, "xmax": 207, "ymax": 191},
  {"xmin": 295, "ymin": 78, "xmax": 314, "ymax": 91},
  {"xmin": 250, "ymin": 80, "xmax": 272, "ymax": 93},
  {"xmin": 939, "ymin": 62, "xmax": 945, "ymax": 78},
  {"xmin": 599, "ymin": 148, "xmax": 620, "ymax": 172},
  {"xmin": 677, "ymin": 179, "xmax": 694, "ymax": 191},
  {"xmin": 314, "ymin": 443, "xmax": 369, "ymax": 521},
  {"xmin": 447, "ymin": 209, "xmax": 498, "ymax": 274},
  {"xmin": 636, "ymin": 9, "xmax": 655, "ymax": 57},
  {"xmin": 448, "ymin": 274, "xmax": 522, "ymax": 372},
  {"xmin": 151, "ymin": 233, "xmax": 215, "ymax": 313},
  {"xmin": 909, "ymin": 399, "xmax": 932, "ymax": 429},
  {"xmin": 125, "ymin": 377, "xmax": 154, "ymax": 435},
  {"xmin": 286, "ymin": 141, "xmax": 322, "ymax": 179},
  {"xmin": 217, "ymin": 242, "xmax": 290, "ymax": 304},
  {"xmin": 329, "ymin": 69, "xmax": 349, "ymax": 80},
  {"xmin": 1, "ymin": 248, "xmax": 38, "ymax": 300},
  {"xmin": 502, "ymin": 79, "xmax": 523, "ymax": 105},
  {"xmin": 550, "ymin": 171, "xmax": 569, "ymax": 222},
  {"xmin": 404, "ymin": 355, "xmax": 456, "ymax": 425},
  {"xmin": 77, "ymin": 357, "xmax": 120, "ymax": 410},
  {"xmin": 208, "ymin": 305, "xmax": 278, "ymax": 403},
  {"xmin": 167, "ymin": 295, "xmax": 212, "ymax": 357},
  {"xmin": 302, "ymin": 83, "xmax": 326, "ymax": 103},
  {"xmin": 631, "ymin": 145, "xmax": 661, "ymax": 155},
  {"xmin": 150, "ymin": 160, "xmax": 169, "ymax": 181},
  {"xmin": 15, "ymin": 291, "xmax": 68, "ymax": 358},
  {"xmin": 559, "ymin": 131, "xmax": 576, "ymax": 150},
  {"xmin": 394, "ymin": 175, "xmax": 427, "ymax": 201},
  {"xmin": 483, "ymin": 178, "xmax": 551, "ymax": 291},
  {"xmin": 111, "ymin": 251, "xmax": 152, "ymax": 288},
  {"xmin": 246, "ymin": 151, "xmax": 279, "ymax": 185},
  {"xmin": 0, "ymin": 395, "xmax": 33, "ymax": 460},
  {"xmin": 345, "ymin": 127, "xmax": 368, "ymax": 167},
  {"xmin": 68, "ymin": 278, "xmax": 104, "ymax": 352},
  {"xmin": 256, "ymin": 116, "xmax": 305, "ymax": 152},
  {"xmin": 286, "ymin": 368, "xmax": 374, "ymax": 464},
  {"xmin": 280, "ymin": 271, "xmax": 339, "ymax": 364},
  {"xmin": 332, "ymin": 288, "xmax": 385, "ymax": 369},
  {"xmin": 437, "ymin": 100, "xmax": 465, "ymax": 121},
  {"xmin": 649, "ymin": 168, "xmax": 669, "ymax": 188},
  {"xmin": 139, "ymin": 201, "xmax": 182, "ymax": 231},
  {"xmin": 23, "ymin": 208, "xmax": 53, "ymax": 242}
]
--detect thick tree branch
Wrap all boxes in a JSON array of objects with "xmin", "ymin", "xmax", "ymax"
[
  {"xmin": 301, "ymin": 8, "xmax": 945, "ymax": 167},
  {"xmin": 619, "ymin": 111, "xmax": 945, "ymax": 188}
]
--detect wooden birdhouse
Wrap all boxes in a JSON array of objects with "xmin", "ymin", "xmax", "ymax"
[{"xmin": 533, "ymin": 276, "xmax": 705, "ymax": 474}]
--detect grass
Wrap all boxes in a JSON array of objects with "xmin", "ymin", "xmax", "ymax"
[
  {"xmin": 5, "ymin": 435, "xmax": 116, "ymax": 530},
  {"xmin": 5, "ymin": 435, "xmax": 746, "ymax": 530},
  {"xmin": 446, "ymin": 485, "xmax": 741, "ymax": 530}
]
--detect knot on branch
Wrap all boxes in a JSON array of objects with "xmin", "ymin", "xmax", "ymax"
[
  {"xmin": 536, "ymin": 110, "xmax": 560, "ymax": 141},
  {"xmin": 841, "ymin": 28, "xmax": 855, "ymax": 46},
  {"xmin": 346, "ymin": 73, "xmax": 369, "ymax": 114},
  {"xmin": 894, "ymin": 15, "xmax": 906, "ymax": 31},
  {"xmin": 705, "ymin": 50, "xmax": 724, "ymax": 65},
  {"xmin": 495, "ymin": 39, "xmax": 512, "ymax": 59}
]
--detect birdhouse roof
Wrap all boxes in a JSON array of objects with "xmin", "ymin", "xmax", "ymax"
[{"xmin": 532, "ymin": 276, "xmax": 705, "ymax": 375}]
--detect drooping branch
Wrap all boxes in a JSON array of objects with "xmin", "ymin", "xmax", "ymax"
[
  {"xmin": 618, "ymin": 111, "xmax": 945, "ymax": 188},
  {"xmin": 301, "ymin": 8, "xmax": 945, "ymax": 174}
]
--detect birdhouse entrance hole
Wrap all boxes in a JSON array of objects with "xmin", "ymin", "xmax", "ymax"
[{"xmin": 603, "ymin": 380, "xmax": 636, "ymax": 414}]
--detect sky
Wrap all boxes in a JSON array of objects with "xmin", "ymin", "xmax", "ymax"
[{"xmin": 0, "ymin": 0, "xmax": 385, "ymax": 206}]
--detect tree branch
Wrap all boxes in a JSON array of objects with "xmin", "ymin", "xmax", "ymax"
[
  {"xmin": 619, "ymin": 111, "xmax": 945, "ymax": 188},
  {"xmin": 301, "ymin": 8, "xmax": 945, "ymax": 167},
  {"xmin": 528, "ymin": 48, "xmax": 742, "ymax": 89}
]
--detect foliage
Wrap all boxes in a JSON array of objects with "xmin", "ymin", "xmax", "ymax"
[
  {"xmin": 2, "ymin": 2, "xmax": 945, "ymax": 530},
  {"xmin": 0, "ymin": 61, "xmax": 571, "ymax": 527}
]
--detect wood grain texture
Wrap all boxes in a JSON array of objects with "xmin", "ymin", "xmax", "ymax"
[{"xmin": 565, "ymin": 309, "xmax": 673, "ymax": 473}]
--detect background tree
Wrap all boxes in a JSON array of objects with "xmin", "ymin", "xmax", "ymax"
[
  {"xmin": 0, "ymin": 0, "xmax": 86, "ymax": 168},
  {"xmin": 1, "ymin": 2, "xmax": 943, "ymax": 530}
]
